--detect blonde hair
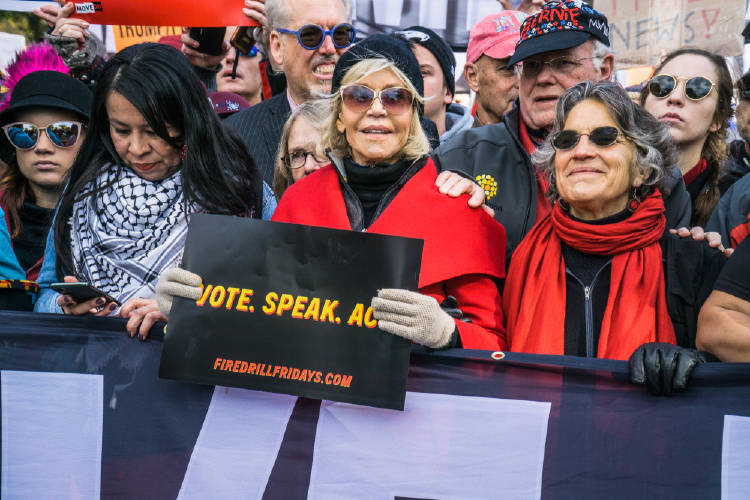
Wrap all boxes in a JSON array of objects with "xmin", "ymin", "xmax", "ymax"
[
  {"xmin": 322, "ymin": 58, "xmax": 430, "ymax": 163},
  {"xmin": 272, "ymin": 99, "xmax": 330, "ymax": 200}
]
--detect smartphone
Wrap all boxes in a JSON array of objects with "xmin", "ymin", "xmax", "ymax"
[
  {"xmin": 188, "ymin": 27, "xmax": 227, "ymax": 56},
  {"xmin": 230, "ymin": 26, "xmax": 255, "ymax": 54},
  {"xmin": 50, "ymin": 282, "xmax": 121, "ymax": 306}
]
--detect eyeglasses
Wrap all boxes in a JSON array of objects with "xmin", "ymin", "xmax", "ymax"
[
  {"xmin": 2, "ymin": 121, "xmax": 85, "ymax": 150},
  {"xmin": 276, "ymin": 23, "xmax": 356, "ymax": 50},
  {"xmin": 237, "ymin": 45, "xmax": 258, "ymax": 57},
  {"xmin": 521, "ymin": 56, "xmax": 595, "ymax": 77},
  {"xmin": 648, "ymin": 74, "xmax": 716, "ymax": 101},
  {"xmin": 340, "ymin": 85, "xmax": 414, "ymax": 115},
  {"xmin": 552, "ymin": 126, "xmax": 627, "ymax": 150},
  {"xmin": 285, "ymin": 150, "xmax": 328, "ymax": 169}
]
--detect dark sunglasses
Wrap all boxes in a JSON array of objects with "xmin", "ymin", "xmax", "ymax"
[
  {"xmin": 648, "ymin": 74, "xmax": 716, "ymax": 101},
  {"xmin": 552, "ymin": 126, "xmax": 626, "ymax": 150},
  {"xmin": 277, "ymin": 23, "xmax": 356, "ymax": 50},
  {"xmin": 340, "ymin": 85, "xmax": 414, "ymax": 115},
  {"xmin": 2, "ymin": 121, "xmax": 85, "ymax": 150}
]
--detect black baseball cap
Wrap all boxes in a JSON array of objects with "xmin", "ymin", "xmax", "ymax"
[{"xmin": 508, "ymin": 0, "xmax": 610, "ymax": 66}]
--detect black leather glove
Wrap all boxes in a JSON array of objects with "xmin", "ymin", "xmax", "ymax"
[
  {"xmin": 440, "ymin": 295, "xmax": 472, "ymax": 323},
  {"xmin": 629, "ymin": 342, "xmax": 708, "ymax": 396}
]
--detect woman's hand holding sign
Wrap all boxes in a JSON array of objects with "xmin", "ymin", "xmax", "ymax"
[
  {"xmin": 155, "ymin": 267, "xmax": 204, "ymax": 319},
  {"xmin": 371, "ymin": 289, "xmax": 457, "ymax": 349}
]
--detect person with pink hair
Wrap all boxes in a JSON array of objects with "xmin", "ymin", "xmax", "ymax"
[{"xmin": 1, "ymin": 42, "xmax": 69, "ymax": 112}]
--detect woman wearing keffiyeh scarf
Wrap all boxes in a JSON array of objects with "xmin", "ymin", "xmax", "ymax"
[{"xmin": 34, "ymin": 43, "xmax": 272, "ymax": 338}]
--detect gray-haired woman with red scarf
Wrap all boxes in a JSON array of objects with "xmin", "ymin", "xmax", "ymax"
[{"xmin": 502, "ymin": 81, "xmax": 725, "ymax": 395}]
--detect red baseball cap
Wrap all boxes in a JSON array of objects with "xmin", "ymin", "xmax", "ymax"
[{"xmin": 466, "ymin": 10, "xmax": 527, "ymax": 64}]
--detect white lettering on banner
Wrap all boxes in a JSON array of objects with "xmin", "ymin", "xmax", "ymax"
[
  {"xmin": 308, "ymin": 392, "xmax": 551, "ymax": 499},
  {"xmin": 75, "ymin": 2, "xmax": 95, "ymax": 13},
  {"xmin": 722, "ymin": 415, "xmax": 750, "ymax": 499},
  {"xmin": 177, "ymin": 387, "xmax": 297, "ymax": 499},
  {"xmin": 1, "ymin": 371, "xmax": 103, "ymax": 500}
]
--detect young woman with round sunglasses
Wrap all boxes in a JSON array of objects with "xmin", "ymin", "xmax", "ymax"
[
  {"xmin": 33, "ymin": 43, "xmax": 275, "ymax": 340},
  {"xmin": 157, "ymin": 35, "xmax": 507, "ymax": 350},
  {"xmin": 0, "ymin": 70, "xmax": 92, "ymax": 283},
  {"xmin": 640, "ymin": 48, "xmax": 733, "ymax": 227}
]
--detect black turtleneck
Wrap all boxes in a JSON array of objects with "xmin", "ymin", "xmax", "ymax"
[
  {"xmin": 343, "ymin": 157, "xmax": 411, "ymax": 228},
  {"xmin": 13, "ymin": 200, "xmax": 55, "ymax": 272}
]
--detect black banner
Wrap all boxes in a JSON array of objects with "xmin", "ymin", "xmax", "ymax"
[
  {"xmin": 2, "ymin": 312, "xmax": 750, "ymax": 498},
  {"xmin": 160, "ymin": 215, "xmax": 423, "ymax": 410}
]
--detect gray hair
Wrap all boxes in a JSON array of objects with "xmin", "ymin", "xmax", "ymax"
[
  {"xmin": 272, "ymin": 98, "xmax": 330, "ymax": 199},
  {"xmin": 266, "ymin": 0, "xmax": 355, "ymax": 31},
  {"xmin": 532, "ymin": 81, "xmax": 677, "ymax": 203}
]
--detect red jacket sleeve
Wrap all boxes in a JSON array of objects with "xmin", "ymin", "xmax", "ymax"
[{"xmin": 420, "ymin": 274, "xmax": 507, "ymax": 351}]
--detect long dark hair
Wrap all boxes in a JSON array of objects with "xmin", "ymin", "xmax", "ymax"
[
  {"xmin": 639, "ymin": 47, "xmax": 732, "ymax": 227},
  {"xmin": 54, "ymin": 42, "xmax": 262, "ymax": 278}
]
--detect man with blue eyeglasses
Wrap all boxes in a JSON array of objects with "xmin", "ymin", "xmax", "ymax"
[{"xmin": 227, "ymin": 0, "xmax": 356, "ymax": 184}]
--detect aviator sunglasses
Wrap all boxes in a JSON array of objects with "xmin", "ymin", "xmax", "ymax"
[
  {"xmin": 2, "ymin": 121, "xmax": 85, "ymax": 150},
  {"xmin": 277, "ymin": 23, "xmax": 356, "ymax": 50},
  {"xmin": 648, "ymin": 74, "xmax": 716, "ymax": 101},
  {"xmin": 552, "ymin": 126, "xmax": 627, "ymax": 151},
  {"xmin": 340, "ymin": 85, "xmax": 414, "ymax": 115}
]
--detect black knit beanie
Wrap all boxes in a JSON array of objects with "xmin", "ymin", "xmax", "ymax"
[
  {"xmin": 396, "ymin": 26, "xmax": 456, "ymax": 97},
  {"xmin": 331, "ymin": 34, "xmax": 424, "ymax": 114}
]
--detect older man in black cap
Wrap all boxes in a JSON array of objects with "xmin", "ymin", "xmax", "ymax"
[{"xmin": 433, "ymin": 0, "xmax": 691, "ymax": 264}]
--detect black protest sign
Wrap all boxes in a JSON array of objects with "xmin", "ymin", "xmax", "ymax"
[{"xmin": 160, "ymin": 214, "xmax": 423, "ymax": 410}]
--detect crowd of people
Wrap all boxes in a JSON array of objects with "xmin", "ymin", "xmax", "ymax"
[{"xmin": 1, "ymin": 0, "xmax": 750, "ymax": 396}]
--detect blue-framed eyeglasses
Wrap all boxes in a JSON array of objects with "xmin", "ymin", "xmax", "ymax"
[
  {"xmin": 276, "ymin": 23, "xmax": 356, "ymax": 50},
  {"xmin": 237, "ymin": 45, "xmax": 258, "ymax": 57}
]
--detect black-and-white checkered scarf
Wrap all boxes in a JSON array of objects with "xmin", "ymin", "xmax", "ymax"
[{"xmin": 70, "ymin": 164, "xmax": 189, "ymax": 306}]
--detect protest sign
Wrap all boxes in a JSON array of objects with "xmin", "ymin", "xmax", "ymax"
[
  {"xmin": 111, "ymin": 25, "xmax": 182, "ymax": 51},
  {"xmin": 597, "ymin": 0, "xmax": 745, "ymax": 66},
  {"xmin": 160, "ymin": 215, "xmax": 423, "ymax": 411},
  {"xmin": 68, "ymin": 0, "xmax": 257, "ymax": 27}
]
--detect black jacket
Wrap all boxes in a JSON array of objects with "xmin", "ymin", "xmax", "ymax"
[
  {"xmin": 706, "ymin": 170, "xmax": 750, "ymax": 247},
  {"xmin": 562, "ymin": 233, "xmax": 725, "ymax": 356},
  {"xmin": 431, "ymin": 103, "xmax": 692, "ymax": 266},
  {"xmin": 719, "ymin": 140, "xmax": 750, "ymax": 194},
  {"xmin": 225, "ymin": 92, "xmax": 291, "ymax": 185}
]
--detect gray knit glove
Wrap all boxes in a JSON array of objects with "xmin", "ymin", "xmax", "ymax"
[
  {"xmin": 371, "ymin": 289, "xmax": 456, "ymax": 349},
  {"xmin": 155, "ymin": 268, "xmax": 203, "ymax": 318}
]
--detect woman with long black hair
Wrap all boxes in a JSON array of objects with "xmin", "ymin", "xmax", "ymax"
[{"xmin": 34, "ymin": 42, "xmax": 274, "ymax": 338}]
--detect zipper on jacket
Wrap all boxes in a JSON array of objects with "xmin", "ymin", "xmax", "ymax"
[
  {"xmin": 583, "ymin": 285, "xmax": 593, "ymax": 357},
  {"xmin": 566, "ymin": 261, "xmax": 610, "ymax": 358}
]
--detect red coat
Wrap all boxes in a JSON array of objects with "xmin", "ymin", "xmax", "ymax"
[{"xmin": 272, "ymin": 158, "xmax": 507, "ymax": 350}]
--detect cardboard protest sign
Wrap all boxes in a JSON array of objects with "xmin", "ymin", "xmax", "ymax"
[
  {"xmin": 68, "ymin": 0, "xmax": 257, "ymax": 27},
  {"xmin": 597, "ymin": 0, "xmax": 745, "ymax": 66},
  {"xmin": 160, "ymin": 215, "xmax": 423, "ymax": 411},
  {"xmin": 111, "ymin": 25, "xmax": 182, "ymax": 51}
]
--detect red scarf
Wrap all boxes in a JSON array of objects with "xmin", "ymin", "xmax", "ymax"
[
  {"xmin": 503, "ymin": 191, "xmax": 676, "ymax": 360},
  {"xmin": 518, "ymin": 118, "xmax": 552, "ymax": 222}
]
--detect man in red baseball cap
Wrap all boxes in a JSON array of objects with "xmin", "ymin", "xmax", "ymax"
[{"xmin": 463, "ymin": 10, "xmax": 525, "ymax": 127}]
